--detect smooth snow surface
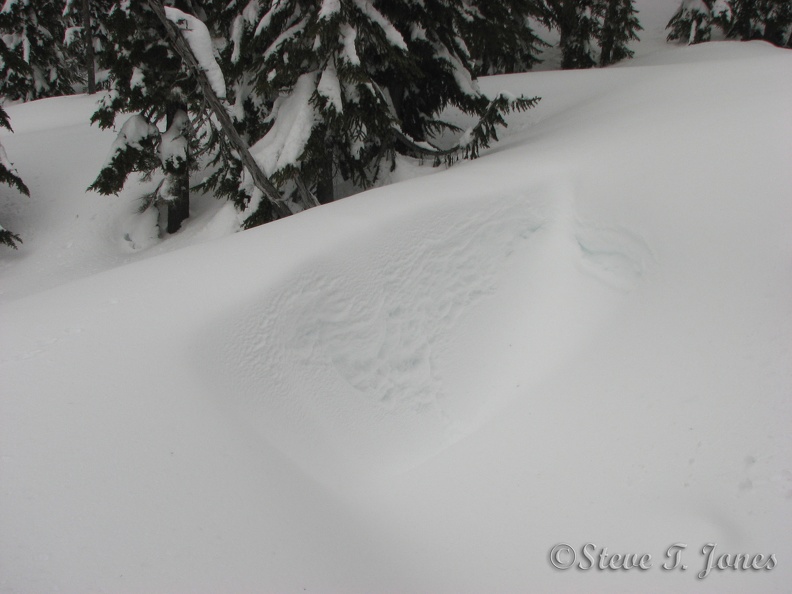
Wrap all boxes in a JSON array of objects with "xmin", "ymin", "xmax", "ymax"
[{"xmin": 1, "ymin": 5, "xmax": 791, "ymax": 593}]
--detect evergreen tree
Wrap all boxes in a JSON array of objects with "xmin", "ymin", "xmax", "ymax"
[
  {"xmin": 599, "ymin": 0, "xmax": 642, "ymax": 66},
  {"xmin": 535, "ymin": 0, "xmax": 600, "ymax": 69},
  {"xmin": 62, "ymin": 0, "xmax": 107, "ymax": 94},
  {"xmin": 221, "ymin": 0, "xmax": 539, "ymax": 224},
  {"xmin": 88, "ymin": 1, "xmax": 213, "ymax": 234},
  {"xmin": 534, "ymin": 0, "xmax": 642, "ymax": 69},
  {"xmin": 89, "ymin": 1, "xmax": 293, "ymax": 231},
  {"xmin": 666, "ymin": 0, "xmax": 731, "ymax": 44},
  {"xmin": 730, "ymin": 0, "xmax": 792, "ymax": 47},
  {"xmin": 461, "ymin": 0, "xmax": 547, "ymax": 75},
  {"xmin": 0, "ymin": 105, "xmax": 28, "ymax": 249},
  {"xmin": 0, "ymin": 0, "xmax": 77, "ymax": 100},
  {"xmin": 90, "ymin": 1, "xmax": 540, "ymax": 230},
  {"xmin": 667, "ymin": 0, "xmax": 790, "ymax": 47}
]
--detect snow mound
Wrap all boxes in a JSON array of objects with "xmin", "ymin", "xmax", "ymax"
[
  {"xmin": 201, "ymin": 177, "xmax": 655, "ymax": 489},
  {"xmin": 1, "ymin": 22, "xmax": 791, "ymax": 594}
]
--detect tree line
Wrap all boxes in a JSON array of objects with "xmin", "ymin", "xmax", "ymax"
[{"xmin": 1, "ymin": 0, "xmax": 789, "ymax": 249}]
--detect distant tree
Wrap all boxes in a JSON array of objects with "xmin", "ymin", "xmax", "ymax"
[
  {"xmin": 599, "ymin": 0, "xmax": 643, "ymax": 65},
  {"xmin": 0, "ymin": 106, "xmax": 28, "ymax": 249},
  {"xmin": 81, "ymin": 0, "xmax": 96, "ymax": 93},
  {"xmin": 62, "ymin": 0, "xmax": 108, "ymax": 94},
  {"xmin": 534, "ymin": 0, "xmax": 600, "ymax": 69},
  {"xmin": 666, "ymin": 0, "xmax": 732, "ymax": 44},
  {"xmin": 729, "ymin": 0, "xmax": 792, "ymax": 46},
  {"xmin": 534, "ymin": 0, "xmax": 642, "ymax": 69},
  {"xmin": 667, "ymin": 0, "xmax": 791, "ymax": 47}
]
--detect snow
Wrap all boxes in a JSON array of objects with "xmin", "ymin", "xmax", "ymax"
[
  {"xmin": 230, "ymin": 14, "xmax": 244, "ymax": 63},
  {"xmin": 249, "ymin": 71, "xmax": 318, "ymax": 177},
  {"xmin": 339, "ymin": 22, "xmax": 360, "ymax": 66},
  {"xmin": 410, "ymin": 23, "xmax": 428, "ymax": 41},
  {"xmin": 681, "ymin": 0, "xmax": 710, "ymax": 12},
  {"xmin": 353, "ymin": 0, "xmax": 408, "ymax": 51},
  {"xmin": 318, "ymin": 0, "xmax": 341, "ymax": 20},
  {"xmin": 63, "ymin": 25, "xmax": 81, "ymax": 47},
  {"xmin": 254, "ymin": 0, "xmax": 289, "ymax": 36},
  {"xmin": 100, "ymin": 113, "xmax": 158, "ymax": 169},
  {"xmin": 164, "ymin": 6, "xmax": 227, "ymax": 100},
  {"xmin": 317, "ymin": 62, "xmax": 343, "ymax": 113},
  {"xmin": 0, "ymin": 0, "xmax": 20, "ymax": 14},
  {"xmin": 712, "ymin": 0, "xmax": 732, "ymax": 17},
  {"xmin": 260, "ymin": 16, "xmax": 307, "ymax": 58},
  {"xmin": 158, "ymin": 109, "xmax": 188, "ymax": 169},
  {"xmin": 435, "ymin": 44, "xmax": 480, "ymax": 97},
  {"xmin": 2, "ymin": 3, "xmax": 792, "ymax": 592},
  {"xmin": 241, "ymin": 0, "xmax": 261, "ymax": 25},
  {"xmin": 129, "ymin": 66, "xmax": 144, "ymax": 90}
]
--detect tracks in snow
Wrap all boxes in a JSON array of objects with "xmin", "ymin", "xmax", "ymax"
[{"xmin": 199, "ymin": 176, "xmax": 654, "ymax": 490}]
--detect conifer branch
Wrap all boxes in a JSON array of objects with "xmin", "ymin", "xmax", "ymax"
[{"xmin": 393, "ymin": 93, "xmax": 540, "ymax": 163}]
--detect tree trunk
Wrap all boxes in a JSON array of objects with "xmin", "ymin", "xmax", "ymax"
[
  {"xmin": 599, "ymin": 0, "xmax": 618, "ymax": 66},
  {"xmin": 81, "ymin": 0, "xmax": 95, "ymax": 94},
  {"xmin": 162, "ymin": 104, "xmax": 190, "ymax": 234},
  {"xmin": 315, "ymin": 171, "xmax": 334, "ymax": 204},
  {"xmin": 557, "ymin": 1, "xmax": 595, "ymax": 70},
  {"xmin": 557, "ymin": 1, "xmax": 574, "ymax": 69},
  {"xmin": 165, "ymin": 181, "xmax": 189, "ymax": 233}
]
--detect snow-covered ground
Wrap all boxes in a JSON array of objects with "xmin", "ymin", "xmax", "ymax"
[{"xmin": 1, "ymin": 2, "xmax": 791, "ymax": 592}]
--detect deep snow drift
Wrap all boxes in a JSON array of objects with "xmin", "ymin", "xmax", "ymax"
[{"xmin": 1, "ymin": 11, "xmax": 791, "ymax": 594}]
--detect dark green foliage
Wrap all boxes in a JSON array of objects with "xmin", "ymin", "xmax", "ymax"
[
  {"xmin": 214, "ymin": 0, "xmax": 411, "ymax": 209},
  {"xmin": 0, "ymin": 0, "xmax": 78, "ymax": 100},
  {"xmin": 62, "ymin": 0, "xmax": 112, "ymax": 94},
  {"xmin": 559, "ymin": 2, "xmax": 600, "ymax": 69},
  {"xmin": 461, "ymin": 0, "xmax": 547, "ymax": 75},
  {"xmin": 0, "ymin": 227, "xmax": 22, "ymax": 249},
  {"xmin": 89, "ymin": 3, "xmax": 214, "ymax": 233},
  {"xmin": 534, "ymin": 1, "xmax": 598, "ymax": 69},
  {"xmin": 91, "ymin": 2, "xmax": 277, "ymax": 227},
  {"xmin": 460, "ymin": 93, "xmax": 542, "ymax": 160},
  {"xmin": 730, "ymin": 0, "xmax": 792, "ymax": 46},
  {"xmin": 666, "ymin": 0, "xmax": 726, "ymax": 44},
  {"xmin": 534, "ymin": 0, "xmax": 642, "ymax": 69},
  {"xmin": 0, "ymin": 106, "xmax": 28, "ymax": 249},
  {"xmin": 0, "ymin": 31, "xmax": 30, "ymax": 98},
  {"xmin": 599, "ymin": 0, "xmax": 643, "ymax": 65},
  {"xmin": 200, "ymin": 0, "xmax": 541, "ymax": 223},
  {"xmin": 91, "ymin": 3, "xmax": 196, "ymax": 131},
  {"xmin": 395, "ymin": 92, "xmax": 540, "ymax": 164},
  {"xmin": 0, "ymin": 157, "xmax": 29, "ymax": 196},
  {"xmin": 92, "ymin": 0, "xmax": 541, "ymax": 228},
  {"xmin": 667, "ymin": 0, "xmax": 791, "ymax": 47},
  {"xmin": 88, "ymin": 116, "xmax": 161, "ymax": 195},
  {"xmin": 89, "ymin": 106, "xmax": 193, "ymax": 234}
]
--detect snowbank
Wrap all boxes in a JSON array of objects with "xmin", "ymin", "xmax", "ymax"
[{"xmin": 1, "ymin": 22, "xmax": 791, "ymax": 594}]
